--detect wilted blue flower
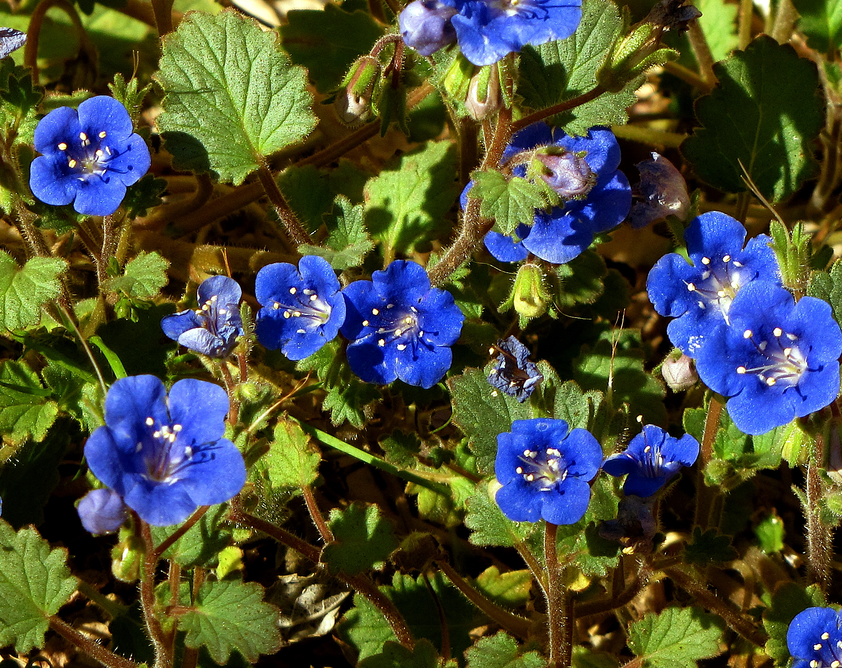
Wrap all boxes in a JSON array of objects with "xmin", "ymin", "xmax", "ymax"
[
  {"xmin": 603, "ymin": 425, "xmax": 699, "ymax": 497},
  {"xmin": 487, "ymin": 336, "xmax": 543, "ymax": 402},
  {"xmin": 161, "ymin": 275, "xmax": 243, "ymax": 358},
  {"xmin": 78, "ymin": 488, "xmax": 128, "ymax": 535},
  {"xmin": 481, "ymin": 123, "xmax": 631, "ymax": 265},
  {"xmin": 696, "ymin": 282, "xmax": 842, "ymax": 436},
  {"xmin": 787, "ymin": 607, "xmax": 842, "ymax": 668},
  {"xmin": 647, "ymin": 211, "xmax": 780, "ymax": 357},
  {"xmin": 629, "ymin": 152, "xmax": 690, "ymax": 229},
  {"xmin": 84, "ymin": 376, "xmax": 247, "ymax": 526},
  {"xmin": 255, "ymin": 256, "xmax": 346, "ymax": 361},
  {"xmin": 495, "ymin": 418, "xmax": 602, "ymax": 524},
  {"xmin": 401, "ymin": 0, "xmax": 582, "ymax": 65},
  {"xmin": 0, "ymin": 27, "xmax": 26, "ymax": 59},
  {"xmin": 30, "ymin": 96, "xmax": 151, "ymax": 216},
  {"xmin": 599, "ymin": 495, "xmax": 657, "ymax": 553},
  {"xmin": 341, "ymin": 260, "xmax": 464, "ymax": 388}
]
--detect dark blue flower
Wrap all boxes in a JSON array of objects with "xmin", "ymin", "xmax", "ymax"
[
  {"xmin": 161, "ymin": 275, "xmax": 244, "ymax": 358},
  {"xmin": 255, "ymin": 256, "xmax": 346, "ymax": 361},
  {"xmin": 696, "ymin": 282, "xmax": 842, "ymax": 436},
  {"xmin": 84, "ymin": 375, "xmax": 247, "ymax": 526},
  {"xmin": 30, "ymin": 96, "xmax": 151, "ymax": 216},
  {"xmin": 481, "ymin": 123, "xmax": 631, "ymax": 265},
  {"xmin": 629, "ymin": 152, "xmax": 690, "ymax": 229},
  {"xmin": 400, "ymin": 0, "xmax": 581, "ymax": 65},
  {"xmin": 78, "ymin": 488, "xmax": 128, "ymax": 535},
  {"xmin": 494, "ymin": 418, "xmax": 602, "ymax": 524},
  {"xmin": 647, "ymin": 211, "xmax": 780, "ymax": 357},
  {"xmin": 487, "ymin": 336, "xmax": 543, "ymax": 402},
  {"xmin": 341, "ymin": 260, "xmax": 464, "ymax": 388},
  {"xmin": 787, "ymin": 607, "xmax": 842, "ymax": 668},
  {"xmin": 603, "ymin": 425, "xmax": 699, "ymax": 497}
]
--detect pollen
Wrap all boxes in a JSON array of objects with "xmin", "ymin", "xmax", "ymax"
[
  {"xmin": 310, "ymin": 294, "xmax": 318, "ymax": 301},
  {"xmin": 687, "ymin": 283, "xmax": 696, "ymax": 291},
  {"xmin": 722, "ymin": 255, "xmax": 731, "ymax": 262},
  {"xmin": 273, "ymin": 302, "xmax": 280, "ymax": 310},
  {"xmin": 362, "ymin": 320, "xmax": 370, "ymax": 326},
  {"xmin": 766, "ymin": 378, "xmax": 777, "ymax": 386},
  {"xmin": 79, "ymin": 131, "xmax": 88, "ymax": 141},
  {"xmin": 736, "ymin": 366, "xmax": 746, "ymax": 374},
  {"xmin": 814, "ymin": 643, "xmax": 823, "ymax": 650},
  {"xmin": 701, "ymin": 257, "xmax": 711, "ymax": 265},
  {"xmin": 372, "ymin": 308, "xmax": 380, "ymax": 315},
  {"xmin": 378, "ymin": 339, "xmax": 386, "ymax": 347},
  {"xmin": 404, "ymin": 316, "xmax": 413, "ymax": 324},
  {"xmin": 289, "ymin": 287, "xmax": 297, "ymax": 294},
  {"xmin": 823, "ymin": 633, "xmax": 831, "ymax": 640},
  {"xmin": 397, "ymin": 344, "xmax": 407, "ymax": 350}
]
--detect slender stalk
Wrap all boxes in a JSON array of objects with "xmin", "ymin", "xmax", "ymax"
[
  {"xmin": 180, "ymin": 569, "xmax": 204, "ymax": 668},
  {"xmin": 664, "ymin": 567, "xmax": 768, "ymax": 646},
  {"xmin": 686, "ymin": 21, "xmax": 716, "ymax": 90},
  {"xmin": 807, "ymin": 436, "xmax": 833, "ymax": 595},
  {"xmin": 58, "ymin": 303, "xmax": 108, "ymax": 395},
  {"xmin": 458, "ymin": 118, "xmax": 479, "ymax": 187},
  {"xmin": 770, "ymin": 0, "xmax": 798, "ymax": 44},
  {"xmin": 138, "ymin": 520, "xmax": 173, "ymax": 668},
  {"xmin": 152, "ymin": 506, "xmax": 210, "ymax": 560},
  {"xmin": 512, "ymin": 86, "xmax": 606, "ymax": 133},
  {"xmin": 255, "ymin": 161, "xmax": 312, "ymax": 247},
  {"xmin": 610, "ymin": 124, "xmax": 686, "ymax": 149},
  {"xmin": 544, "ymin": 523, "xmax": 572, "ymax": 668},
  {"xmin": 166, "ymin": 561, "xmax": 181, "ymax": 662},
  {"xmin": 98, "ymin": 214, "xmax": 117, "ymax": 286},
  {"xmin": 436, "ymin": 560, "xmax": 532, "ymax": 639},
  {"xmin": 738, "ymin": 0, "xmax": 753, "ymax": 50},
  {"xmin": 302, "ymin": 485, "xmax": 334, "ymax": 542},
  {"xmin": 24, "ymin": 0, "xmax": 93, "ymax": 85},
  {"xmin": 693, "ymin": 395, "xmax": 722, "ymax": 529},
  {"xmin": 576, "ymin": 571, "xmax": 649, "ymax": 619},
  {"xmin": 663, "ymin": 61, "xmax": 710, "ymax": 90},
  {"xmin": 49, "ymin": 617, "xmax": 138, "ymax": 668},
  {"xmin": 150, "ymin": 0, "xmax": 174, "ymax": 35}
]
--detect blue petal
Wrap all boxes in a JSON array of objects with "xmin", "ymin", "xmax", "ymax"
[
  {"xmin": 395, "ymin": 342, "xmax": 453, "ymax": 388},
  {"xmin": 563, "ymin": 428, "xmax": 603, "ymax": 479},
  {"xmin": 541, "ymin": 478, "xmax": 591, "ymax": 524},
  {"xmin": 73, "ymin": 180, "xmax": 128, "ymax": 216},
  {"xmin": 161, "ymin": 310, "xmax": 202, "ymax": 341},
  {"xmin": 502, "ymin": 122, "xmax": 554, "ymax": 163},
  {"xmin": 123, "ymin": 476, "xmax": 201, "ymax": 526},
  {"xmin": 787, "ymin": 607, "xmax": 840, "ymax": 660},
  {"xmin": 299, "ymin": 255, "xmax": 342, "ymax": 295},
  {"xmin": 417, "ymin": 288, "xmax": 464, "ymax": 346},
  {"xmin": 29, "ymin": 155, "xmax": 79, "ymax": 207},
  {"xmin": 553, "ymin": 126, "xmax": 620, "ymax": 175},
  {"xmin": 166, "ymin": 379, "xmax": 229, "ymax": 446},
  {"xmin": 178, "ymin": 328, "xmax": 225, "ymax": 357},
  {"xmin": 346, "ymin": 339, "xmax": 395, "ymax": 384},
  {"xmin": 255, "ymin": 262, "xmax": 303, "ymax": 304},
  {"xmin": 623, "ymin": 474, "xmax": 670, "ymax": 498},
  {"xmin": 77, "ymin": 489, "xmax": 127, "ymax": 535},
  {"xmin": 103, "ymin": 375, "xmax": 168, "ymax": 440},
  {"xmin": 684, "ymin": 211, "xmax": 746, "ymax": 265},
  {"xmin": 33, "ymin": 106, "xmax": 80, "ymax": 154},
  {"xmin": 77, "ymin": 96, "xmax": 134, "ymax": 141},
  {"xmin": 602, "ymin": 453, "xmax": 637, "ymax": 478},
  {"xmin": 371, "ymin": 260, "xmax": 431, "ymax": 304},
  {"xmin": 174, "ymin": 437, "xmax": 246, "ymax": 508},
  {"xmin": 484, "ymin": 230, "xmax": 529, "ymax": 262},
  {"xmin": 105, "ymin": 132, "xmax": 151, "ymax": 188},
  {"xmin": 495, "ymin": 478, "xmax": 543, "ymax": 522},
  {"xmin": 199, "ymin": 275, "xmax": 242, "ymax": 306}
]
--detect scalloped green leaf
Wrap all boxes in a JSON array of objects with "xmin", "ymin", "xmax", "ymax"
[
  {"xmin": 0, "ymin": 520, "xmax": 79, "ymax": 653},
  {"xmin": 102, "ymin": 251, "xmax": 169, "ymax": 299},
  {"xmin": 465, "ymin": 632, "xmax": 547, "ymax": 668},
  {"xmin": 178, "ymin": 580, "xmax": 282, "ymax": 664},
  {"xmin": 469, "ymin": 172, "xmax": 547, "ymax": 236},
  {"xmin": 0, "ymin": 251, "xmax": 66, "ymax": 332},
  {"xmin": 156, "ymin": 9, "xmax": 317, "ymax": 184},
  {"xmin": 792, "ymin": 0, "xmax": 842, "ymax": 53},
  {"xmin": 0, "ymin": 359, "xmax": 59, "ymax": 446},
  {"xmin": 627, "ymin": 606, "xmax": 725, "ymax": 667},
  {"xmin": 322, "ymin": 502, "xmax": 399, "ymax": 576},
  {"xmin": 262, "ymin": 418, "xmax": 320, "ymax": 490}
]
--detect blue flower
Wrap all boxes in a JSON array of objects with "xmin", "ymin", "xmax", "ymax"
[
  {"xmin": 494, "ymin": 418, "xmax": 602, "ymax": 524},
  {"xmin": 401, "ymin": 0, "xmax": 582, "ymax": 65},
  {"xmin": 341, "ymin": 260, "xmax": 464, "ymax": 388},
  {"xmin": 255, "ymin": 256, "xmax": 346, "ymax": 361},
  {"xmin": 481, "ymin": 123, "xmax": 631, "ymax": 265},
  {"xmin": 77, "ymin": 488, "xmax": 128, "ymax": 535},
  {"xmin": 696, "ymin": 282, "xmax": 842, "ymax": 436},
  {"xmin": 84, "ymin": 375, "xmax": 247, "ymax": 526},
  {"xmin": 787, "ymin": 607, "xmax": 842, "ymax": 668},
  {"xmin": 30, "ymin": 96, "xmax": 151, "ymax": 216},
  {"xmin": 487, "ymin": 336, "xmax": 543, "ymax": 402},
  {"xmin": 161, "ymin": 275, "xmax": 244, "ymax": 358},
  {"xmin": 602, "ymin": 425, "xmax": 699, "ymax": 497},
  {"xmin": 646, "ymin": 211, "xmax": 780, "ymax": 357}
]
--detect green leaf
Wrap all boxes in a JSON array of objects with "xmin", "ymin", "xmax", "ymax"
[
  {"xmin": 358, "ymin": 639, "xmax": 442, "ymax": 668},
  {"xmin": 365, "ymin": 141, "xmax": 458, "ymax": 258},
  {"xmin": 792, "ymin": 0, "xmax": 842, "ymax": 52},
  {"xmin": 755, "ymin": 511, "xmax": 784, "ymax": 554},
  {"xmin": 150, "ymin": 504, "xmax": 233, "ymax": 568},
  {"xmin": 178, "ymin": 580, "xmax": 281, "ymax": 664},
  {"xmin": 156, "ymin": 9, "xmax": 317, "ymax": 184},
  {"xmin": 0, "ymin": 359, "xmax": 59, "ymax": 446},
  {"xmin": 0, "ymin": 251, "xmax": 66, "ymax": 332},
  {"xmin": 0, "ymin": 521, "xmax": 79, "ymax": 653},
  {"xmin": 809, "ymin": 258, "xmax": 842, "ymax": 326},
  {"xmin": 262, "ymin": 419, "xmax": 320, "ymax": 489},
  {"xmin": 681, "ymin": 36, "xmax": 823, "ymax": 202},
  {"xmin": 278, "ymin": 164, "xmax": 333, "ymax": 234},
  {"xmin": 121, "ymin": 174, "xmax": 167, "ymax": 219},
  {"xmin": 279, "ymin": 4, "xmax": 384, "ymax": 93},
  {"xmin": 627, "ymin": 606, "xmax": 725, "ymax": 667},
  {"xmin": 555, "ymin": 250, "xmax": 607, "ymax": 308},
  {"xmin": 763, "ymin": 583, "xmax": 825, "ymax": 665},
  {"xmin": 409, "ymin": 473, "xmax": 475, "ymax": 528},
  {"xmin": 695, "ymin": 0, "xmax": 738, "ymax": 62},
  {"xmin": 465, "ymin": 632, "xmax": 548, "ymax": 668},
  {"xmin": 469, "ymin": 172, "xmax": 547, "ymax": 235},
  {"xmin": 464, "ymin": 480, "xmax": 537, "ymax": 548},
  {"xmin": 449, "ymin": 367, "xmax": 531, "ymax": 474},
  {"xmin": 683, "ymin": 527, "xmax": 737, "ymax": 566},
  {"xmin": 473, "ymin": 567, "xmax": 532, "ymax": 609},
  {"xmin": 518, "ymin": 0, "xmax": 640, "ymax": 134},
  {"xmin": 298, "ymin": 195, "xmax": 374, "ymax": 270},
  {"xmin": 321, "ymin": 502, "xmax": 399, "ymax": 576},
  {"xmin": 102, "ymin": 251, "xmax": 169, "ymax": 299}
]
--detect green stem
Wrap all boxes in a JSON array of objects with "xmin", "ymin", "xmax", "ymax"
[
  {"xmin": 610, "ymin": 124, "xmax": 686, "ymax": 149},
  {"xmin": 694, "ymin": 394, "xmax": 722, "ymax": 529},
  {"xmin": 77, "ymin": 580, "xmax": 130, "ymax": 619},
  {"xmin": 738, "ymin": 0, "xmax": 753, "ymax": 50},
  {"xmin": 807, "ymin": 436, "xmax": 833, "ymax": 595},
  {"xmin": 686, "ymin": 21, "xmax": 716, "ymax": 90},
  {"xmin": 302, "ymin": 485, "xmax": 334, "ymax": 542},
  {"xmin": 770, "ymin": 0, "xmax": 798, "ymax": 44},
  {"xmin": 544, "ymin": 523, "xmax": 572, "ymax": 668},
  {"xmin": 49, "ymin": 617, "xmax": 138, "ymax": 668},
  {"xmin": 511, "ymin": 86, "xmax": 606, "ymax": 133},
  {"xmin": 24, "ymin": 0, "xmax": 94, "ymax": 85}
]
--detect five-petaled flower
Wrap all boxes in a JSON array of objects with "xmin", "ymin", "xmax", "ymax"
[
  {"xmin": 647, "ymin": 211, "xmax": 780, "ymax": 357},
  {"xmin": 481, "ymin": 123, "xmax": 631, "ymax": 266},
  {"xmin": 255, "ymin": 256, "xmax": 346, "ymax": 361},
  {"xmin": 161, "ymin": 275, "xmax": 244, "ymax": 358},
  {"xmin": 30, "ymin": 96, "xmax": 151, "ymax": 216},
  {"xmin": 487, "ymin": 336, "xmax": 543, "ymax": 402},
  {"xmin": 84, "ymin": 375, "xmax": 247, "ymax": 526},
  {"xmin": 787, "ymin": 607, "xmax": 842, "ymax": 668},
  {"xmin": 696, "ymin": 282, "xmax": 842, "ymax": 436},
  {"xmin": 340, "ymin": 260, "xmax": 464, "ymax": 388},
  {"xmin": 400, "ymin": 0, "xmax": 582, "ymax": 65},
  {"xmin": 602, "ymin": 424, "xmax": 699, "ymax": 497},
  {"xmin": 494, "ymin": 418, "xmax": 602, "ymax": 524}
]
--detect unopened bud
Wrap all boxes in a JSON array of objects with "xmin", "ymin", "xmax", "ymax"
[
  {"xmin": 533, "ymin": 150, "xmax": 596, "ymax": 199},
  {"xmin": 399, "ymin": 0, "xmax": 458, "ymax": 57},
  {"xmin": 111, "ymin": 528, "xmax": 143, "ymax": 583},
  {"xmin": 661, "ymin": 350, "xmax": 698, "ymax": 392},
  {"xmin": 334, "ymin": 55, "xmax": 382, "ymax": 126},
  {"xmin": 510, "ymin": 263, "xmax": 552, "ymax": 320},
  {"xmin": 629, "ymin": 152, "xmax": 690, "ymax": 229},
  {"xmin": 465, "ymin": 63, "xmax": 502, "ymax": 120}
]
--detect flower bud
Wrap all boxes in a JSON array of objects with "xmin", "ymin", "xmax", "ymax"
[
  {"xmin": 399, "ymin": 0, "xmax": 458, "ymax": 56},
  {"xmin": 629, "ymin": 152, "xmax": 690, "ymax": 228},
  {"xmin": 660, "ymin": 350, "xmax": 698, "ymax": 392},
  {"xmin": 442, "ymin": 52, "xmax": 476, "ymax": 103},
  {"xmin": 334, "ymin": 55, "xmax": 382, "ymax": 126},
  {"xmin": 509, "ymin": 263, "xmax": 553, "ymax": 320},
  {"xmin": 532, "ymin": 150, "xmax": 596, "ymax": 199},
  {"xmin": 78, "ymin": 488, "xmax": 128, "ymax": 535},
  {"xmin": 465, "ymin": 63, "xmax": 502, "ymax": 120},
  {"xmin": 111, "ymin": 529, "xmax": 143, "ymax": 583}
]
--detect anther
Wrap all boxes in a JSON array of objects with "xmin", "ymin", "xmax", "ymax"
[
  {"xmin": 273, "ymin": 302, "xmax": 280, "ymax": 310},
  {"xmin": 404, "ymin": 316, "xmax": 413, "ymax": 324},
  {"xmin": 57, "ymin": 142, "xmax": 67, "ymax": 150},
  {"xmin": 701, "ymin": 257, "xmax": 711, "ymax": 265},
  {"xmin": 736, "ymin": 366, "xmax": 746, "ymax": 374},
  {"xmin": 378, "ymin": 339, "xmax": 386, "ymax": 347},
  {"xmin": 722, "ymin": 255, "xmax": 731, "ymax": 262},
  {"xmin": 766, "ymin": 378, "xmax": 777, "ymax": 386},
  {"xmin": 823, "ymin": 633, "xmax": 830, "ymax": 640},
  {"xmin": 397, "ymin": 344, "xmax": 407, "ymax": 351},
  {"xmin": 395, "ymin": 329, "xmax": 403, "ymax": 337},
  {"xmin": 289, "ymin": 287, "xmax": 297, "ymax": 294},
  {"xmin": 362, "ymin": 320, "xmax": 370, "ymax": 326},
  {"xmin": 95, "ymin": 149, "xmax": 103, "ymax": 157},
  {"xmin": 516, "ymin": 467, "xmax": 523, "ymax": 474},
  {"xmin": 185, "ymin": 446, "xmax": 193, "ymax": 458},
  {"xmin": 310, "ymin": 294, "xmax": 318, "ymax": 301},
  {"xmin": 68, "ymin": 159, "xmax": 77, "ymax": 168},
  {"xmin": 293, "ymin": 311, "xmax": 302, "ymax": 317},
  {"xmin": 283, "ymin": 311, "xmax": 291, "ymax": 319},
  {"xmin": 773, "ymin": 327, "xmax": 783, "ymax": 337},
  {"xmin": 524, "ymin": 474, "xmax": 534, "ymax": 481},
  {"xmin": 79, "ymin": 131, "xmax": 88, "ymax": 141},
  {"xmin": 687, "ymin": 283, "xmax": 696, "ymax": 292},
  {"xmin": 145, "ymin": 417, "xmax": 154, "ymax": 426},
  {"xmin": 372, "ymin": 308, "xmax": 380, "ymax": 315},
  {"xmin": 297, "ymin": 329, "xmax": 306, "ymax": 334},
  {"xmin": 743, "ymin": 329, "xmax": 752, "ymax": 339},
  {"xmin": 153, "ymin": 431, "xmax": 161, "ymax": 439},
  {"xmin": 814, "ymin": 643, "xmax": 823, "ymax": 651},
  {"xmin": 99, "ymin": 131, "xmax": 107, "ymax": 138},
  {"xmin": 173, "ymin": 424, "xmax": 183, "ymax": 432},
  {"xmin": 387, "ymin": 303, "xmax": 394, "ymax": 308}
]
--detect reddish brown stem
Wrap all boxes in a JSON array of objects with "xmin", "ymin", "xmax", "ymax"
[
  {"xmin": 49, "ymin": 617, "xmax": 138, "ymax": 668},
  {"xmin": 511, "ymin": 86, "xmax": 606, "ymax": 133},
  {"xmin": 152, "ymin": 506, "xmax": 210, "ymax": 560}
]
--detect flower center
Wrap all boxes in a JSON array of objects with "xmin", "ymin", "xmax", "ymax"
[
  {"xmin": 684, "ymin": 254, "xmax": 744, "ymax": 322},
  {"xmin": 58, "ymin": 130, "xmax": 128, "ymax": 184},
  {"xmin": 137, "ymin": 416, "xmax": 217, "ymax": 483},
  {"xmin": 272, "ymin": 286, "xmax": 333, "ymax": 334},
  {"xmin": 492, "ymin": 0, "xmax": 554, "ymax": 19},
  {"xmin": 514, "ymin": 447, "xmax": 572, "ymax": 490},
  {"xmin": 359, "ymin": 303, "xmax": 435, "ymax": 352},
  {"xmin": 807, "ymin": 631, "xmax": 842, "ymax": 667},
  {"xmin": 735, "ymin": 327, "xmax": 807, "ymax": 387},
  {"xmin": 194, "ymin": 294, "xmax": 226, "ymax": 337}
]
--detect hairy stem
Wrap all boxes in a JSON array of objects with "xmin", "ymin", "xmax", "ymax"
[
  {"xmin": 256, "ymin": 161, "xmax": 312, "ymax": 248},
  {"xmin": 139, "ymin": 520, "xmax": 173, "ymax": 668},
  {"xmin": 150, "ymin": 0, "xmax": 174, "ymax": 35},
  {"xmin": 807, "ymin": 436, "xmax": 833, "ymax": 595},
  {"xmin": 511, "ymin": 86, "xmax": 606, "ymax": 133},
  {"xmin": 152, "ymin": 506, "xmax": 210, "ymax": 560},
  {"xmin": 49, "ymin": 617, "xmax": 138, "ymax": 668},
  {"xmin": 770, "ymin": 0, "xmax": 798, "ymax": 44},
  {"xmin": 686, "ymin": 21, "xmax": 716, "ymax": 90},
  {"xmin": 24, "ymin": 0, "xmax": 93, "ymax": 85},
  {"xmin": 302, "ymin": 485, "xmax": 334, "ymax": 543},
  {"xmin": 738, "ymin": 0, "xmax": 753, "ymax": 50},
  {"xmin": 693, "ymin": 395, "xmax": 722, "ymax": 529},
  {"xmin": 544, "ymin": 523, "xmax": 572, "ymax": 668}
]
